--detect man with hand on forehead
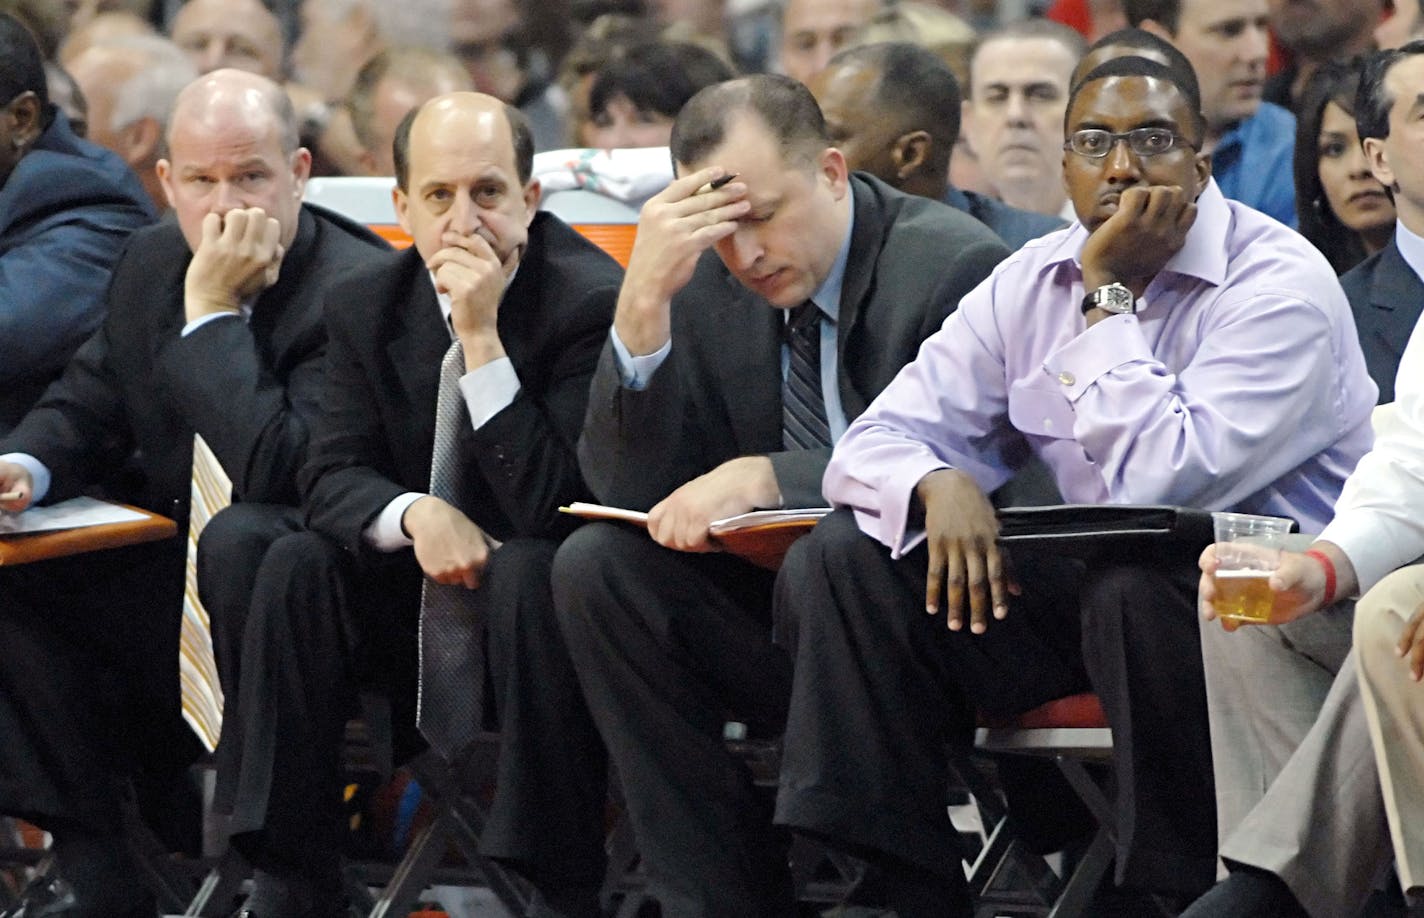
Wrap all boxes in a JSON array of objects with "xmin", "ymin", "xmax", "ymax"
[
  {"xmin": 773, "ymin": 55, "xmax": 1374, "ymax": 914},
  {"xmin": 552, "ymin": 73, "xmax": 1009, "ymax": 915},
  {"xmin": 211, "ymin": 92, "xmax": 623, "ymax": 916},
  {"xmin": 0, "ymin": 68, "xmax": 383, "ymax": 914}
]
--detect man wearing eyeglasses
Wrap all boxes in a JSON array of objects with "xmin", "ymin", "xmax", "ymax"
[{"xmin": 771, "ymin": 55, "xmax": 1375, "ymax": 915}]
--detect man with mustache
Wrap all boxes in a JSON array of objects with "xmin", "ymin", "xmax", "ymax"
[
  {"xmin": 1126, "ymin": 0, "xmax": 1299, "ymax": 226},
  {"xmin": 773, "ymin": 55, "xmax": 1374, "ymax": 914}
]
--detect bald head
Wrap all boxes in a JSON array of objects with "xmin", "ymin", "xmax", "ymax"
[
  {"xmin": 171, "ymin": 0, "xmax": 284, "ymax": 81},
  {"xmin": 392, "ymin": 91, "xmax": 541, "ymax": 266},
  {"xmin": 393, "ymin": 90, "xmax": 532, "ymax": 191}
]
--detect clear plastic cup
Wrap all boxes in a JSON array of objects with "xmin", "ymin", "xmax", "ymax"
[{"xmin": 1210, "ymin": 512, "xmax": 1295, "ymax": 624}]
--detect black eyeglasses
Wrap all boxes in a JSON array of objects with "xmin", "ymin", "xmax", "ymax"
[{"xmin": 1063, "ymin": 127, "xmax": 1197, "ymax": 158}]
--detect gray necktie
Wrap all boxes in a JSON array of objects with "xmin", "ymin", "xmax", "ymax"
[
  {"xmin": 783, "ymin": 302, "xmax": 832, "ymax": 450},
  {"xmin": 416, "ymin": 339, "xmax": 482, "ymax": 760}
]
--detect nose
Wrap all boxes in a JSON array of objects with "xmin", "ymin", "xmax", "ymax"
[
  {"xmin": 1242, "ymin": 21, "xmax": 1269, "ymax": 65},
  {"xmin": 1101, "ymin": 138, "xmax": 1142, "ymax": 183},
  {"xmin": 1005, "ymin": 89, "xmax": 1029, "ymax": 124},
  {"xmin": 212, "ymin": 180, "xmax": 241, "ymax": 214},
  {"xmin": 199, "ymin": 38, "xmax": 225, "ymax": 73},
  {"xmin": 724, "ymin": 224, "xmax": 762, "ymax": 272},
  {"xmin": 448, "ymin": 191, "xmax": 482, "ymax": 236},
  {"xmin": 1346, "ymin": 140, "xmax": 1373, "ymax": 178}
]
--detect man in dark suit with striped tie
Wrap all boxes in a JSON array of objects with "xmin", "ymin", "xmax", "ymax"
[{"xmin": 551, "ymin": 73, "xmax": 1010, "ymax": 917}]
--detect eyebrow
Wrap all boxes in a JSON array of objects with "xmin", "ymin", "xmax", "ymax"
[{"xmin": 1070, "ymin": 117, "xmax": 1181, "ymax": 132}]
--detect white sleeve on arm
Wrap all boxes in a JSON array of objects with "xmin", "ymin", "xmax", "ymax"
[
  {"xmin": 1320, "ymin": 324, "xmax": 1424, "ymax": 594},
  {"xmin": 459, "ymin": 357, "xmax": 521, "ymax": 429},
  {"xmin": 363, "ymin": 491, "xmax": 425, "ymax": 551},
  {"xmin": 609, "ymin": 327, "xmax": 671, "ymax": 390},
  {"xmin": 180, "ymin": 312, "xmax": 243, "ymax": 337},
  {"xmin": 0, "ymin": 453, "xmax": 52, "ymax": 504}
]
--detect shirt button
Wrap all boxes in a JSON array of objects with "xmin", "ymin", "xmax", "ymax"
[{"xmin": 1058, "ymin": 371, "xmax": 1076, "ymax": 386}]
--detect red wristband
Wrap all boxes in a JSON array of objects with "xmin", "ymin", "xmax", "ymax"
[{"xmin": 1305, "ymin": 549, "xmax": 1337, "ymax": 606}]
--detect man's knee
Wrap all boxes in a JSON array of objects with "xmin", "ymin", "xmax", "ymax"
[
  {"xmin": 1354, "ymin": 566, "xmax": 1421, "ymax": 669},
  {"xmin": 552, "ymin": 523, "xmax": 644, "ymax": 620},
  {"xmin": 483, "ymin": 537, "xmax": 558, "ymax": 639},
  {"xmin": 198, "ymin": 503, "xmax": 302, "ymax": 575}
]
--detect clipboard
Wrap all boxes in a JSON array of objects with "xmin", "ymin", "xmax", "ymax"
[
  {"xmin": 0, "ymin": 502, "xmax": 178, "ymax": 566},
  {"xmin": 995, "ymin": 504, "xmax": 1232, "ymax": 560}
]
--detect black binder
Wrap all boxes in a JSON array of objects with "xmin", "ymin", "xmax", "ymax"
[{"xmin": 994, "ymin": 504, "xmax": 1246, "ymax": 561}]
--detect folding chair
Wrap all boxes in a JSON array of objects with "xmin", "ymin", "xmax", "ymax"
[{"xmin": 967, "ymin": 693, "xmax": 1117, "ymax": 918}]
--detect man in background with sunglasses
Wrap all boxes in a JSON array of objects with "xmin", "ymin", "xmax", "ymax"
[{"xmin": 772, "ymin": 54, "xmax": 1375, "ymax": 915}]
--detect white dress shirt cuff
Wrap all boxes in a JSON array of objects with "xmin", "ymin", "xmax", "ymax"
[
  {"xmin": 364, "ymin": 491, "xmax": 425, "ymax": 551},
  {"xmin": 1318, "ymin": 516, "xmax": 1406, "ymax": 598},
  {"xmin": 609, "ymin": 328, "xmax": 671, "ymax": 390},
  {"xmin": 180, "ymin": 312, "xmax": 243, "ymax": 337},
  {"xmin": 458, "ymin": 357, "xmax": 521, "ymax": 429},
  {"xmin": 0, "ymin": 453, "xmax": 52, "ymax": 504}
]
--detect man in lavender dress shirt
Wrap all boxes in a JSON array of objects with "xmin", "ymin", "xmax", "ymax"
[{"xmin": 772, "ymin": 55, "xmax": 1376, "ymax": 915}]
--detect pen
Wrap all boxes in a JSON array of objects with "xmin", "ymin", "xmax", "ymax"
[
  {"xmin": 0, "ymin": 491, "xmax": 20, "ymax": 502},
  {"xmin": 695, "ymin": 173, "xmax": 739, "ymax": 195}
]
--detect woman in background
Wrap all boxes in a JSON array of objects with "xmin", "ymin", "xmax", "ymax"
[
  {"xmin": 1295, "ymin": 61, "xmax": 1394, "ymax": 274},
  {"xmin": 582, "ymin": 39, "xmax": 733, "ymax": 149}
]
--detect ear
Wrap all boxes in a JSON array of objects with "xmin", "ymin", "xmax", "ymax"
[
  {"xmin": 1140, "ymin": 18, "xmax": 1175, "ymax": 41},
  {"xmin": 820, "ymin": 145, "xmax": 850, "ymax": 199},
  {"xmin": 958, "ymin": 98, "xmax": 977, "ymax": 156},
  {"xmin": 289, "ymin": 146, "xmax": 313, "ymax": 200},
  {"xmin": 522, "ymin": 177, "xmax": 542, "ymax": 226},
  {"xmin": 891, "ymin": 130, "xmax": 932, "ymax": 181},
  {"xmin": 393, "ymin": 183, "xmax": 412, "ymax": 236},
  {"xmin": 7, "ymin": 92, "xmax": 42, "ymax": 149},
  {"xmin": 156, "ymin": 157, "xmax": 178, "ymax": 211},
  {"xmin": 1363, "ymin": 136, "xmax": 1395, "ymax": 190},
  {"xmin": 121, "ymin": 116, "xmax": 162, "ymax": 168},
  {"xmin": 1193, "ymin": 149, "xmax": 1212, "ymax": 197}
]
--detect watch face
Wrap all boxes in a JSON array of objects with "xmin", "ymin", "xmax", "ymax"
[{"xmin": 1100, "ymin": 284, "xmax": 1134, "ymax": 313}]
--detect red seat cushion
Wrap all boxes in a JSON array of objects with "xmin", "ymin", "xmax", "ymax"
[{"xmin": 978, "ymin": 692, "xmax": 1108, "ymax": 730}]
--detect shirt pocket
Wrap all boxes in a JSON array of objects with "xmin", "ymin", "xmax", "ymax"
[{"xmin": 1007, "ymin": 382, "xmax": 1077, "ymax": 443}]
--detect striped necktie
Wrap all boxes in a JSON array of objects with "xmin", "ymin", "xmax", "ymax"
[
  {"xmin": 180, "ymin": 434, "xmax": 229, "ymax": 753},
  {"xmin": 783, "ymin": 301, "xmax": 832, "ymax": 450},
  {"xmin": 415, "ymin": 339, "xmax": 483, "ymax": 760}
]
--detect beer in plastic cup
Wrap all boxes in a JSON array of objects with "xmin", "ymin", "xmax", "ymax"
[{"xmin": 1210, "ymin": 512, "xmax": 1295, "ymax": 625}]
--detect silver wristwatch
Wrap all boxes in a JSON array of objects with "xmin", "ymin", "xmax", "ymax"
[{"xmin": 1081, "ymin": 282, "xmax": 1135, "ymax": 316}]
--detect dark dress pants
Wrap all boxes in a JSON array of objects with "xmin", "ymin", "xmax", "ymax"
[
  {"xmin": 552, "ymin": 522, "xmax": 796, "ymax": 918},
  {"xmin": 773, "ymin": 509, "xmax": 1216, "ymax": 899},
  {"xmin": 0, "ymin": 538, "xmax": 196, "ymax": 837},
  {"xmin": 202, "ymin": 509, "xmax": 607, "ymax": 891}
]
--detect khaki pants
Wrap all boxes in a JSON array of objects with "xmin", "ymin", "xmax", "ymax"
[{"xmin": 1355, "ymin": 563, "xmax": 1424, "ymax": 896}]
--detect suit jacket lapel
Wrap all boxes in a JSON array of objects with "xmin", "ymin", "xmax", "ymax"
[
  {"xmin": 835, "ymin": 177, "xmax": 889, "ymax": 419},
  {"xmin": 1371, "ymin": 240, "xmax": 1422, "ymax": 322},
  {"xmin": 385, "ymin": 250, "xmax": 448, "ymax": 457}
]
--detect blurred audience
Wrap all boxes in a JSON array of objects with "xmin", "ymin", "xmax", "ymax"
[
  {"xmin": 67, "ymin": 34, "xmax": 197, "ymax": 210},
  {"xmin": 170, "ymin": 0, "xmax": 284, "ymax": 80},
  {"xmin": 1126, "ymin": 0, "xmax": 1297, "ymax": 225},
  {"xmin": 778, "ymin": 0, "xmax": 882, "ymax": 84},
  {"xmin": 290, "ymin": 0, "xmax": 383, "ymax": 106},
  {"xmin": 1377, "ymin": 0, "xmax": 1424, "ymax": 48},
  {"xmin": 41, "ymin": 60, "xmax": 87, "ymax": 136},
  {"xmin": 1295, "ymin": 61, "xmax": 1393, "ymax": 275},
  {"xmin": 584, "ymin": 40, "xmax": 733, "ymax": 148},
  {"xmin": 854, "ymin": 0, "xmax": 976, "ymax": 82},
  {"xmin": 1264, "ymin": 0, "xmax": 1381, "ymax": 110},
  {"xmin": 347, "ymin": 47, "xmax": 474, "ymax": 176},
  {"xmin": 963, "ymin": 19, "xmax": 1085, "ymax": 218},
  {"xmin": 559, "ymin": 13, "xmax": 663, "ymax": 147},
  {"xmin": 59, "ymin": 9, "xmax": 154, "ymax": 65},
  {"xmin": 0, "ymin": 11, "xmax": 155, "ymax": 436},
  {"xmin": 810, "ymin": 41, "xmax": 1066, "ymax": 248},
  {"xmin": 448, "ymin": 0, "xmax": 567, "ymax": 150}
]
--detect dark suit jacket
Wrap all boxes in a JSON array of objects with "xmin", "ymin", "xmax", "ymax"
[
  {"xmin": 301, "ymin": 211, "xmax": 623, "ymax": 553},
  {"xmin": 0, "ymin": 111, "xmax": 155, "ymax": 434},
  {"xmin": 1340, "ymin": 238, "xmax": 1424, "ymax": 405},
  {"xmin": 581, "ymin": 174, "xmax": 1010, "ymax": 511},
  {"xmin": 943, "ymin": 186, "xmax": 1066, "ymax": 252},
  {"xmin": 1, "ymin": 204, "xmax": 385, "ymax": 529}
]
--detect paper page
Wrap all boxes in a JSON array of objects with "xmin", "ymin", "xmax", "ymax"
[
  {"xmin": 709, "ymin": 507, "xmax": 832, "ymax": 534},
  {"xmin": 0, "ymin": 496, "xmax": 147, "ymax": 535},
  {"xmin": 559, "ymin": 502, "xmax": 651, "ymax": 526}
]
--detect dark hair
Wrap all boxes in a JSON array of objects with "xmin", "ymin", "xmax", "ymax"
[
  {"xmin": 1296, "ymin": 60, "xmax": 1379, "ymax": 273},
  {"xmin": 966, "ymin": 18, "xmax": 1086, "ymax": 96},
  {"xmin": 1356, "ymin": 40, "xmax": 1424, "ymax": 142},
  {"xmin": 1123, "ymin": 0, "xmax": 1181, "ymax": 33},
  {"xmin": 588, "ymin": 40, "xmax": 734, "ymax": 126},
  {"xmin": 1068, "ymin": 53, "xmax": 1205, "ymax": 139},
  {"xmin": 829, "ymin": 41, "xmax": 962, "ymax": 155},
  {"xmin": 670, "ymin": 73, "xmax": 827, "ymax": 170},
  {"xmin": 0, "ymin": 11, "xmax": 47, "ymax": 110},
  {"xmin": 1072, "ymin": 27, "xmax": 1195, "ymax": 91},
  {"xmin": 393, "ymin": 99, "xmax": 534, "ymax": 191}
]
